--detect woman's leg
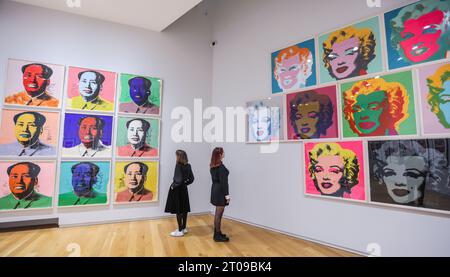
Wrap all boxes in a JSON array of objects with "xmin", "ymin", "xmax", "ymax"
[
  {"xmin": 182, "ymin": 213, "xmax": 188, "ymax": 230},
  {"xmin": 214, "ymin": 206, "xmax": 225, "ymax": 233},
  {"xmin": 176, "ymin": 213, "xmax": 183, "ymax": 232}
]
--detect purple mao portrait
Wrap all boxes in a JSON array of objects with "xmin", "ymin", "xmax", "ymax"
[{"xmin": 61, "ymin": 113, "xmax": 113, "ymax": 158}]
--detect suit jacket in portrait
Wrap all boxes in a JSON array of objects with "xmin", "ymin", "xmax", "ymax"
[
  {"xmin": 63, "ymin": 141, "xmax": 111, "ymax": 157},
  {"xmin": 0, "ymin": 191, "xmax": 52, "ymax": 210},
  {"xmin": 5, "ymin": 91, "xmax": 59, "ymax": 107},
  {"xmin": 58, "ymin": 191, "xmax": 107, "ymax": 206},
  {"xmin": 0, "ymin": 140, "xmax": 56, "ymax": 156},
  {"xmin": 119, "ymin": 101, "xmax": 160, "ymax": 115},
  {"xmin": 117, "ymin": 143, "xmax": 158, "ymax": 157},
  {"xmin": 67, "ymin": 96, "xmax": 114, "ymax": 111},
  {"xmin": 115, "ymin": 188, "xmax": 153, "ymax": 202}
]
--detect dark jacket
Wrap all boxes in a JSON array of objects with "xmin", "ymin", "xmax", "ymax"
[
  {"xmin": 210, "ymin": 164, "xmax": 229, "ymax": 206},
  {"xmin": 165, "ymin": 163, "xmax": 194, "ymax": 214},
  {"xmin": 172, "ymin": 163, "xmax": 194, "ymax": 189}
]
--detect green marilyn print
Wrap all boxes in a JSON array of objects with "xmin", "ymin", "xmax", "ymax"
[{"xmin": 340, "ymin": 70, "xmax": 417, "ymax": 138}]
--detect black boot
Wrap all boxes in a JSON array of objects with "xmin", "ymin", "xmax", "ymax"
[
  {"xmin": 214, "ymin": 231, "xmax": 229, "ymax": 242},
  {"xmin": 220, "ymin": 231, "xmax": 229, "ymax": 240}
]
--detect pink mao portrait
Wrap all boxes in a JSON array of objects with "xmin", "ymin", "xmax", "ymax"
[
  {"xmin": 304, "ymin": 141, "xmax": 366, "ymax": 201},
  {"xmin": 66, "ymin": 66, "xmax": 117, "ymax": 112}
]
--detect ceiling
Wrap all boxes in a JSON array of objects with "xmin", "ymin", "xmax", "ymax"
[{"xmin": 9, "ymin": 0, "xmax": 203, "ymax": 32}]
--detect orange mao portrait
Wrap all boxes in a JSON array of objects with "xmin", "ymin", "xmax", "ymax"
[{"xmin": 0, "ymin": 162, "xmax": 52, "ymax": 210}]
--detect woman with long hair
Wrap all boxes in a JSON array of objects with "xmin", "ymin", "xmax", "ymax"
[
  {"xmin": 165, "ymin": 150, "xmax": 194, "ymax": 237},
  {"xmin": 210, "ymin": 147, "xmax": 230, "ymax": 242}
]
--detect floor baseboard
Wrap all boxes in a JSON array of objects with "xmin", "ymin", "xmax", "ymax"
[
  {"xmin": 0, "ymin": 218, "xmax": 59, "ymax": 232},
  {"xmin": 59, "ymin": 212, "xmax": 210, "ymax": 228},
  {"xmin": 222, "ymin": 214, "xmax": 368, "ymax": 257}
]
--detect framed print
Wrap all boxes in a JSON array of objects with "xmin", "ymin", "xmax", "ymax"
[
  {"xmin": 271, "ymin": 38, "xmax": 317, "ymax": 94},
  {"xmin": 246, "ymin": 96, "xmax": 283, "ymax": 142},
  {"xmin": 417, "ymin": 61, "xmax": 450, "ymax": 135},
  {"xmin": 0, "ymin": 161, "xmax": 56, "ymax": 211},
  {"xmin": 58, "ymin": 161, "xmax": 110, "ymax": 207},
  {"xmin": 318, "ymin": 16, "xmax": 384, "ymax": 84},
  {"xmin": 340, "ymin": 70, "xmax": 417, "ymax": 138},
  {"xmin": 4, "ymin": 58, "xmax": 64, "ymax": 108},
  {"xmin": 384, "ymin": 0, "xmax": 450, "ymax": 70},
  {"xmin": 114, "ymin": 161, "xmax": 159, "ymax": 203},
  {"xmin": 0, "ymin": 109, "xmax": 60, "ymax": 157},
  {"xmin": 368, "ymin": 139, "xmax": 450, "ymax": 213},
  {"xmin": 118, "ymin": 73, "xmax": 162, "ymax": 116},
  {"xmin": 304, "ymin": 141, "xmax": 366, "ymax": 201},
  {"xmin": 61, "ymin": 113, "xmax": 113, "ymax": 158},
  {"xmin": 66, "ymin": 66, "xmax": 116, "ymax": 112},
  {"xmin": 116, "ymin": 116, "xmax": 160, "ymax": 158},
  {"xmin": 286, "ymin": 85, "xmax": 339, "ymax": 140}
]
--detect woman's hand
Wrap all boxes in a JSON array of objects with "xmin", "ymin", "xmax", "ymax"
[{"xmin": 225, "ymin": 195, "xmax": 231, "ymax": 204}]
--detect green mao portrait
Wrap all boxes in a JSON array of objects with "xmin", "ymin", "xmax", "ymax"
[{"xmin": 58, "ymin": 161, "xmax": 108, "ymax": 207}]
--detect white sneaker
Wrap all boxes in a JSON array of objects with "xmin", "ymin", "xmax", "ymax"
[
  {"xmin": 182, "ymin": 228, "xmax": 188, "ymax": 234},
  {"xmin": 170, "ymin": 230, "xmax": 184, "ymax": 237}
]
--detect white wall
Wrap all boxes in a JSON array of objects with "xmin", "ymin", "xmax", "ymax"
[
  {"xmin": 0, "ymin": 0, "xmax": 213, "ymax": 225},
  {"xmin": 208, "ymin": 0, "xmax": 450, "ymax": 256}
]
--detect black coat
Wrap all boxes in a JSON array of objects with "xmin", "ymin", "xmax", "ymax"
[
  {"xmin": 210, "ymin": 164, "xmax": 229, "ymax": 206},
  {"xmin": 164, "ymin": 163, "xmax": 194, "ymax": 214}
]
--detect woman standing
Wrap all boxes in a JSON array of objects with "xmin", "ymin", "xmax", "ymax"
[
  {"xmin": 165, "ymin": 150, "xmax": 194, "ymax": 237},
  {"xmin": 210, "ymin": 147, "xmax": 230, "ymax": 242}
]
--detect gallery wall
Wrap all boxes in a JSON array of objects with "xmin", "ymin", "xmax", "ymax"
[
  {"xmin": 208, "ymin": 0, "xmax": 450, "ymax": 256},
  {"xmin": 0, "ymin": 0, "xmax": 213, "ymax": 225}
]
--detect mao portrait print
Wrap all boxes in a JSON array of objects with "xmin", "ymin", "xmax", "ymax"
[
  {"xmin": 116, "ymin": 117, "xmax": 160, "ymax": 158},
  {"xmin": 384, "ymin": 0, "xmax": 450, "ymax": 70},
  {"xmin": 62, "ymin": 113, "xmax": 113, "ymax": 158},
  {"xmin": 368, "ymin": 139, "xmax": 450, "ymax": 212},
  {"xmin": 118, "ymin": 73, "xmax": 162, "ymax": 116},
  {"xmin": 246, "ymin": 96, "xmax": 283, "ymax": 142},
  {"xmin": 271, "ymin": 38, "xmax": 317, "ymax": 94},
  {"xmin": 304, "ymin": 141, "xmax": 366, "ymax": 201},
  {"xmin": 58, "ymin": 161, "xmax": 110, "ymax": 207},
  {"xmin": 286, "ymin": 86, "xmax": 338, "ymax": 140},
  {"xmin": 66, "ymin": 66, "xmax": 116, "ymax": 112},
  {"xmin": 0, "ymin": 109, "xmax": 59, "ymax": 157},
  {"xmin": 4, "ymin": 59, "xmax": 64, "ymax": 108},
  {"xmin": 417, "ymin": 61, "xmax": 450, "ymax": 135},
  {"xmin": 114, "ymin": 161, "xmax": 159, "ymax": 203},
  {"xmin": 340, "ymin": 71, "xmax": 417, "ymax": 138},
  {"xmin": 318, "ymin": 16, "xmax": 383, "ymax": 84},
  {"xmin": 0, "ymin": 161, "xmax": 56, "ymax": 210}
]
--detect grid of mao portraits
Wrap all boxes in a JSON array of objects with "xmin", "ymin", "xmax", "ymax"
[
  {"xmin": 247, "ymin": 0, "xmax": 450, "ymax": 214},
  {"xmin": 0, "ymin": 59, "xmax": 162, "ymax": 211}
]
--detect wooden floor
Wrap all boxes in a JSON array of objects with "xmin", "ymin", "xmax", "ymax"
[{"xmin": 0, "ymin": 215, "xmax": 359, "ymax": 257}]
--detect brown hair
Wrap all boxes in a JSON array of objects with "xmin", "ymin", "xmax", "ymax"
[
  {"xmin": 210, "ymin": 147, "xmax": 224, "ymax": 168},
  {"xmin": 176, "ymin": 150, "xmax": 188, "ymax": 165}
]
